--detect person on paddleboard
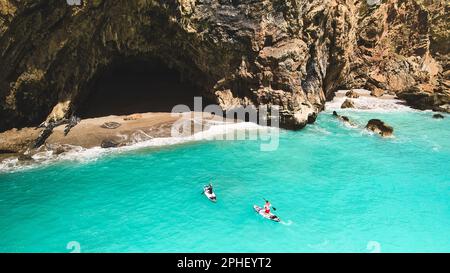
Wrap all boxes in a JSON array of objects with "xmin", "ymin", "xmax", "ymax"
[
  {"xmin": 207, "ymin": 183, "xmax": 213, "ymax": 194},
  {"xmin": 264, "ymin": 200, "xmax": 271, "ymax": 214}
]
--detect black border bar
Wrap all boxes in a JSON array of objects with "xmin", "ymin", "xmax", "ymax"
[{"xmin": 0, "ymin": 253, "xmax": 448, "ymax": 272}]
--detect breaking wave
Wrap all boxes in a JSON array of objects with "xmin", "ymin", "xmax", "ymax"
[
  {"xmin": 0, "ymin": 121, "xmax": 271, "ymax": 174},
  {"xmin": 325, "ymin": 89, "xmax": 414, "ymax": 112}
]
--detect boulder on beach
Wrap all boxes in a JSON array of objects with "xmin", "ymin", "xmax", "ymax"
[
  {"xmin": 345, "ymin": 90, "xmax": 360, "ymax": 98},
  {"xmin": 51, "ymin": 144, "xmax": 76, "ymax": 155},
  {"xmin": 54, "ymin": 146, "xmax": 66, "ymax": 155},
  {"xmin": 101, "ymin": 122, "xmax": 122, "ymax": 129},
  {"xmin": 101, "ymin": 139, "xmax": 121, "ymax": 149},
  {"xmin": 341, "ymin": 99, "xmax": 355, "ymax": 109},
  {"xmin": 365, "ymin": 119, "xmax": 394, "ymax": 137},
  {"xmin": 370, "ymin": 88, "xmax": 384, "ymax": 97},
  {"xmin": 17, "ymin": 153, "xmax": 33, "ymax": 161},
  {"xmin": 432, "ymin": 113, "xmax": 445, "ymax": 119}
]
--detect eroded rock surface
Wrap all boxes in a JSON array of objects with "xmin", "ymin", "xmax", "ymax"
[
  {"xmin": 341, "ymin": 99, "xmax": 355, "ymax": 109},
  {"xmin": 0, "ymin": 0, "xmax": 448, "ymax": 132},
  {"xmin": 346, "ymin": 90, "xmax": 360, "ymax": 98},
  {"xmin": 344, "ymin": 0, "xmax": 449, "ymax": 112}
]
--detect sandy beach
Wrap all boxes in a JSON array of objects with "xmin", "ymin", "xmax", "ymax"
[
  {"xmin": 0, "ymin": 112, "xmax": 225, "ymax": 160},
  {"xmin": 47, "ymin": 112, "xmax": 181, "ymax": 148}
]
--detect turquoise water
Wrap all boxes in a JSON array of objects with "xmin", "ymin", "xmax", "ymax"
[{"xmin": 0, "ymin": 110, "xmax": 449, "ymax": 252}]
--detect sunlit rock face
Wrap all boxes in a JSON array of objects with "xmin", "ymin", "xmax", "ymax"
[
  {"xmin": 0, "ymin": 0, "xmax": 448, "ymax": 131},
  {"xmin": 344, "ymin": 0, "xmax": 449, "ymax": 112}
]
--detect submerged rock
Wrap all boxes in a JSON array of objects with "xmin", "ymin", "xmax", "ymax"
[
  {"xmin": 433, "ymin": 113, "xmax": 445, "ymax": 119},
  {"xmin": 341, "ymin": 116, "xmax": 351, "ymax": 123},
  {"xmin": 365, "ymin": 119, "xmax": 394, "ymax": 137},
  {"xmin": 341, "ymin": 99, "xmax": 355, "ymax": 109},
  {"xmin": 332, "ymin": 111, "xmax": 356, "ymax": 127}
]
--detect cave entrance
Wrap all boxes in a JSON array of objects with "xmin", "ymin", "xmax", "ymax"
[{"xmin": 78, "ymin": 58, "xmax": 208, "ymax": 118}]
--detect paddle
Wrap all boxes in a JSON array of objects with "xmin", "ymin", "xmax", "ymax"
[{"xmin": 262, "ymin": 198, "xmax": 277, "ymax": 211}]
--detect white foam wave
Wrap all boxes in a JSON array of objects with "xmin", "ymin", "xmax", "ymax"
[
  {"xmin": 432, "ymin": 145, "xmax": 441, "ymax": 152},
  {"xmin": 281, "ymin": 220, "xmax": 293, "ymax": 226},
  {"xmin": 0, "ymin": 121, "xmax": 271, "ymax": 174},
  {"xmin": 307, "ymin": 125, "xmax": 332, "ymax": 135},
  {"xmin": 326, "ymin": 89, "xmax": 414, "ymax": 112}
]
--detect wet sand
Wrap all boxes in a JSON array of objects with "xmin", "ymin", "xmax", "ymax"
[
  {"xmin": 0, "ymin": 112, "xmax": 225, "ymax": 159},
  {"xmin": 47, "ymin": 112, "xmax": 181, "ymax": 148}
]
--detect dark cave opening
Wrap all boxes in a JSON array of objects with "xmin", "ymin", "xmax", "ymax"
[{"xmin": 77, "ymin": 58, "xmax": 209, "ymax": 118}]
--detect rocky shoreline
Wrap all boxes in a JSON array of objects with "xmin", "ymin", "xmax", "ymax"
[
  {"xmin": 0, "ymin": 112, "xmax": 227, "ymax": 163},
  {"xmin": 0, "ymin": 1, "xmax": 449, "ymax": 167},
  {"xmin": 1, "ymin": 88, "xmax": 448, "ymax": 163},
  {"xmin": 328, "ymin": 88, "xmax": 448, "ymax": 137},
  {"xmin": 0, "ymin": 1, "xmax": 448, "ymax": 132}
]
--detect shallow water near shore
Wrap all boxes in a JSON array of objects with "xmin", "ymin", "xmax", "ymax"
[{"xmin": 0, "ymin": 109, "xmax": 449, "ymax": 252}]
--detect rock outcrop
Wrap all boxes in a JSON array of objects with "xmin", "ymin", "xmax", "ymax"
[
  {"xmin": 101, "ymin": 139, "xmax": 122, "ymax": 149},
  {"xmin": 341, "ymin": 99, "xmax": 355, "ymax": 109},
  {"xmin": 0, "ymin": 0, "xmax": 448, "ymax": 133},
  {"xmin": 343, "ymin": 0, "xmax": 449, "ymax": 112},
  {"xmin": 366, "ymin": 119, "xmax": 394, "ymax": 137},
  {"xmin": 52, "ymin": 144, "xmax": 76, "ymax": 155},
  {"xmin": 370, "ymin": 88, "xmax": 384, "ymax": 97},
  {"xmin": 345, "ymin": 90, "xmax": 360, "ymax": 98},
  {"xmin": 17, "ymin": 153, "xmax": 33, "ymax": 161},
  {"xmin": 332, "ymin": 111, "xmax": 356, "ymax": 126},
  {"xmin": 0, "ymin": 127, "xmax": 41, "ymax": 153}
]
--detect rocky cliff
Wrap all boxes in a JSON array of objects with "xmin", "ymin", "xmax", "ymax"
[
  {"xmin": 0, "ymin": 0, "xmax": 448, "ymax": 131},
  {"xmin": 345, "ymin": 0, "xmax": 449, "ymax": 111}
]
